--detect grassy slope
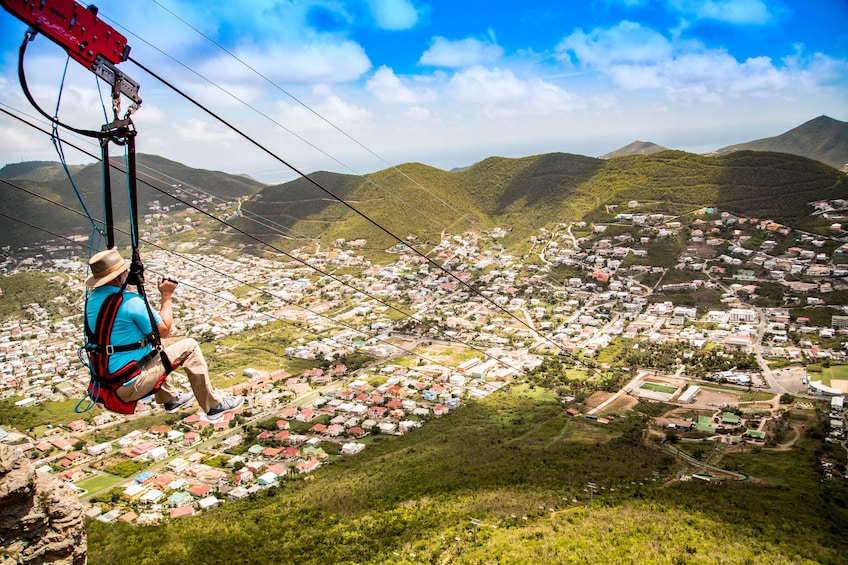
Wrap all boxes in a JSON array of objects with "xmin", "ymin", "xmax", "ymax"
[
  {"xmin": 87, "ymin": 395, "xmax": 848, "ymax": 565},
  {"xmin": 5, "ymin": 150, "xmax": 844, "ymax": 254},
  {"xmin": 234, "ymin": 150, "xmax": 845, "ymax": 256},
  {"xmin": 0, "ymin": 272, "xmax": 77, "ymax": 321}
]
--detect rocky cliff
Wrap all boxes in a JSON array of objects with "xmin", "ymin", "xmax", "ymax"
[{"xmin": 0, "ymin": 445, "xmax": 87, "ymax": 564}]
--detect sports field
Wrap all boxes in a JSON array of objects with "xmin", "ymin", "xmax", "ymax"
[{"xmin": 640, "ymin": 382, "xmax": 678, "ymax": 394}]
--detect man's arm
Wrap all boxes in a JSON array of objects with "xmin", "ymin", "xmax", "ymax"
[{"xmin": 157, "ymin": 277, "xmax": 177, "ymax": 338}]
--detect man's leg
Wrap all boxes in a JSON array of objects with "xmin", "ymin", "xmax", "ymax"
[
  {"xmin": 163, "ymin": 338, "xmax": 221, "ymax": 412},
  {"xmin": 116, "ymin": 358, "xmax": 174, "ymax": 402}
]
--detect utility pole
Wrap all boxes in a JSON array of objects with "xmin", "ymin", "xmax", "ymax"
[
  {"xmin": 470, "ymin": 518, "xmax": 482, "ymax": 548},
  {"xmin": 587, "ymin": 482, "xmax": 596, "ymax": 506}
]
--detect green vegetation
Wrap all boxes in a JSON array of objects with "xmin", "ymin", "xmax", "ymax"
[
  {"xmin": 87, "ymin": 395, "xmax": 848, "ymax": 564},
  {"xmin": 524, "ymin": 357, "xmax": 625, "ymax": 401},
  {"xmin": 0, "ymin": 398, "xmax": 102, "ymax": 434},
  {"xmin": 639, "ymin": 382, "xmax": 677, "ymax": 394},
  {"xmin": 790, "ymin": 306, "xmax": 841, "ymax": 328},
  {"xmin": 7, "ymin": 149, "xmax": 846, "ymax": 259},
  {"xmin": 98, "ymin": 457, "xmax": 149, "ymax": 478},
  {"xmin": 806, "ymin": 364, "xmax": 848, "ymax": 386},
  {"xmin": 649, "ymin": 286, "xmax": 724, "ymax": 314},
  {"xmin": 76, "ymin": 474, "xmax": 124, "ymax": 496},
  {"xmin": 0, "ymin": 272, "xmax": 77, "ymax": 321}
]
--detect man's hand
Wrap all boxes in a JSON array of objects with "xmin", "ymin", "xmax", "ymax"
[{"xmin": 158, "ymin": 276, "xmax": 178, "ymax": 298}]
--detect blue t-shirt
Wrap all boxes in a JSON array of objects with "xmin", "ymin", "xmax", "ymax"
[{"xmin": 86, "ymin": 286, "xmax": 162, "ymax": 374}]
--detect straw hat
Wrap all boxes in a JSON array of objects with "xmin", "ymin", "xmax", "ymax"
[{"xmin": 85, "ymin": 249, "xmax": 129, "ymax": 288}]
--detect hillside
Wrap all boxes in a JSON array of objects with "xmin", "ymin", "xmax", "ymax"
[
  {"xmin": 716, "ymin": 115, "xmax": 848, "ymax": 169},
  {"xmin": 599, "ymin": 140, "xmax": 668, "ymax": 159},
  {"xmin": 0, "ymin": 155, "xmax": 265, "ymax": 250},
  {"xmin": 237, "ymin": 150, "xmax": 846, "ymax": 252},
  {"xmin": 86, "ymin": 394, "xmax": 848, "ymax": 564},
  {"xmin": 3, "ymin": 147, "xmax": 845, "ymax": 256}
]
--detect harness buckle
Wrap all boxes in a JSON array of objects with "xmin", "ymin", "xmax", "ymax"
[{"xmin": 105, "ymin": 344, "xmax": 115, "ymax": 355}]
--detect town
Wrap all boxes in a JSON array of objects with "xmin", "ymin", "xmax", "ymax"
[{"xmin": 1, "ymin": 195, "xmax": 847, "ymax": 525}]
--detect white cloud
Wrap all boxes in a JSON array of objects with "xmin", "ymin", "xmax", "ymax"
[
  {"xmin": 404, "ymin": 106, "xmax": 431, "ymax": 120},
  {"xmin": 555, "ymin": 19, "xmax": 846, "ymax": 104},
  {"xmin": 175, "ymin": 118, "xmax": 239, "ymax": 142},
  {"xmin": 366, "ymin": 0, "xmax": 420, "ymax": 30},
  {"xmin": 447, "ymin": 66, "xmax": 583, "ymax": 114},
  {"xmin": 0, "ymin": 125, "xmax": 44, "ymax": 153},
  {"xmin": 365, "ymin": 66, "xmax": 439, "ymax": 104},
  {"xmin": 197, "ymin": 41, "xmax": 371, "ymax": 85},
  {"xmin": 419, "ymin": 36, "xmax": 504, "ymax": 68},
  {"xmin": 277, "ymin": 94, "xmax": 373, "ymax": 131},
  {"xmin": 556, "ymin": 21, "xmax": 674, "ymax": 68},
  {"xmin": 667, "ymin": 0, "xmax": 774, "ymax": 25}
]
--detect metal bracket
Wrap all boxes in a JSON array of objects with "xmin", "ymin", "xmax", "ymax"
[{"xmin": 94, "ymin": 56, "xmax": 141, "ymax": 105}]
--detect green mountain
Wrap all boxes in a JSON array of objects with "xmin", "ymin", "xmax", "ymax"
[
  {"xmin": 86, "ymin": 394, "xmax": 848, "ymax": 564},
  {"xmin": 716, "ymin": 115, "xmax": 848, "ymax": 169},
  {"xmin": 599, "ymin": 140, "xmax": 668, "ymax": 159},
  {"xmin": 0, "ymin": 155, "xmax": 265, "ymax": 250},
  {"xmin": 2, "ymin": 146, "xmax": 845, "ymax": 256},
  {"xmin": 236, "ymin": 150, "xmax": 846, "ymax": 253}
]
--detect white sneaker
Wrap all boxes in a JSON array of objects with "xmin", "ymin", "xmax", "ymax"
[{"xmin": 206, "ymin": 396, "xmax": 244, "ymax": 421}]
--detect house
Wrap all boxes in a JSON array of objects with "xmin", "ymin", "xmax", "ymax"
[
  {"xmin": 167, "ymin": 491, "xmax": 193, "ymax": 507},
  {"xmin": 347, "ymin": 427, "xmax": 366, "ymax": 439},
  {"xmin": 341, "ymin": 442, "xmax": 365, "ymax": 455},
  {"xmin": 170, "ymin": 506, "xmax": 195, "ymax": 519},
  {"xmin": 123, "ymin": 484, "xmax": 146, "ymax": 502},
  {"xmin": 119, "ymin": 511, "xmax": 138, "ymax": 523},
  {"xmin": 197, "ymin": 496, "xmax": 219, "ymax": 510},
  {"xmin": 267, "ymin": 464, "xmax": 287, "ymax": 477},
  {"xmin": 67, "ymin": 420, "xmax": 87, "ymax": 432},
  {"xmin": 140, "ymin": 489, "xmax": 165, "ymax": 505},
  {"xmin": 263, "ymin": 446, "xmax": 284, "ymax": 458},
  {"xmin": 87, "ymin": 442, "xmax": 111, "ymax": 456},
  {"xmin": 188, "ymin": 484, "xmax": 212, "ymax": 497},
  {"xmin": 257, "ymin": 472, "xmax": 278, "ymax": 486},
  {"xmin": 148, "ymin": 446, "xmax": 168, "ymax": 462},
  {"xmin": 58, "ymin": 468, "xmax": 85, "ymax": 482},
  {"xmin": 295, "ymin": 459, "xmax": 321, "ymax": 474}
]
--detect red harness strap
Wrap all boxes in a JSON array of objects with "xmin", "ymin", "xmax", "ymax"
[{"xmin": 84, "ymin": 292, "xmax": 165, "ymax": 414}]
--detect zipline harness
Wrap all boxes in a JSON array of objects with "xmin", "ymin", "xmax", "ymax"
[{"xmin": 1, "ymin": 0, "xmax": 176, "ymax": 413}]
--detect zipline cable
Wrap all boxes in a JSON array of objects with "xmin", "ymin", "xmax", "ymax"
[
  {"xmin": 0, "ymin": 193, "xmax": 527, "ymax": 380},
  {"xmin": 126, "ymin": 56, "xmax": 606, "ymax": 377},
  {"xmin": 102, "ymin": 14, "xmax": 456, "ymax": 235},
  {"xmin": 0, "ymin": 101, "xmax": 605, "ymax": 382},
  {"xmin": 144, "ymin": 0, "xmax": 486, "ymax": 234},
  {"xmin": 0, "ymin": 131, "xmax": 529, "ymax": 378}
]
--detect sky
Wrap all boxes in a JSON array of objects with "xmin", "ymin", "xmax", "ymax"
[{"xmin": 0, "ymin": 0, "xmax": 846, "ymax": 183}]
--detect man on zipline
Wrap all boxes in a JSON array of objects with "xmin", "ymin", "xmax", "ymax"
[{"xmin": 85, "ymin": 248, "xmax": 243, "ymax": 420}]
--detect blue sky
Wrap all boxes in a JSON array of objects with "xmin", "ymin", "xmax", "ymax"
[{"xmin": 1, "ymin": 0, "xmax": 846, "ymax": 182}]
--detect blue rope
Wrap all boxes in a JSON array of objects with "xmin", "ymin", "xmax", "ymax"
[
  {"xmin": 95, "ymin": 74, "xmax": 110, "ymax": 125},
  {"xmin": 50, "ymin": 56, "xmax": 106, "ymax": 241},
  {"xmin": 74, "ymin": 346, "xmax": 97, "ymax": 413}
]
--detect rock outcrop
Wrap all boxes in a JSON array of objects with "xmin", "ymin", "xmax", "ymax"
[{"xmin": 0, "ymin": 445, "xmax": 86, "ymax": 564}]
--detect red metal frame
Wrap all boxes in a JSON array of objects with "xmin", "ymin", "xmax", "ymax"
[{"xmin": 1, "ymin": 0, "xmax": 130, "ymax": 69}]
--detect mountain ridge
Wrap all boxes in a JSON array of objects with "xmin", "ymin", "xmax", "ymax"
[
  {"xmin": 2, "ymin": 116, "xmax": 846, "ymax": 253},
  {"xmin": 599, "ymin": 140, "xmax": 668, "ymax": 159},
  {"xmin": 714, "ymin": 115, "xmax": 848, "ymax": 169},
  {"xmin": 231, "ymin": 149, "xmax": 845, "ymax": 255}
]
